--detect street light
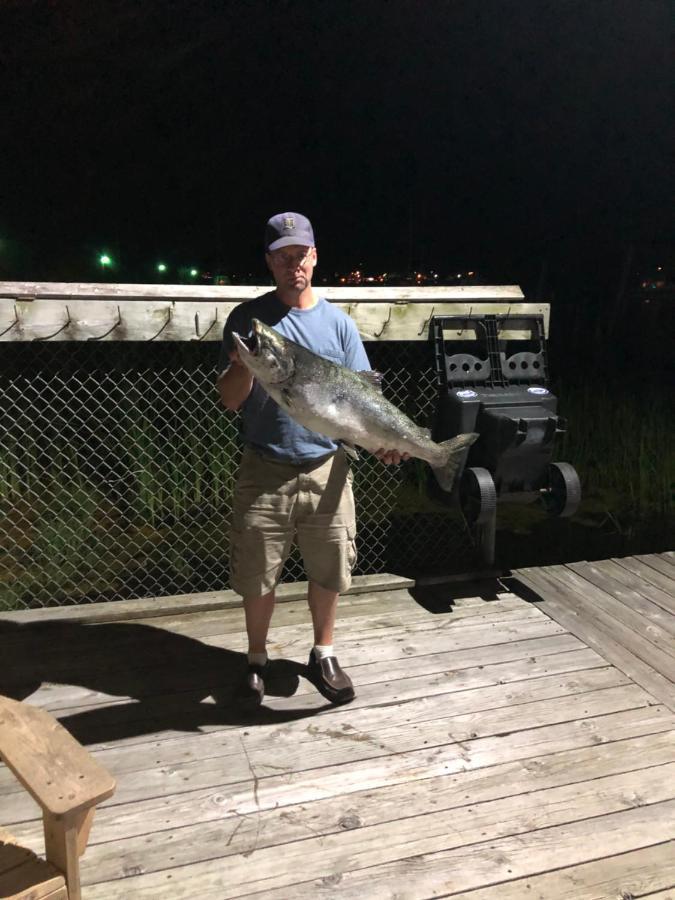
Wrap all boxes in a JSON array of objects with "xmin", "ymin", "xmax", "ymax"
[
  {"xmin": 157, "ymin": 263, "xmax": 167, "ymax": 273},
  {"xmin": 189, "ymin": 268, "xmax": 198, "ymax": 278},
  {"xmin": 99, "ymin": 253, "xmax": 112, "ymax": 267}
]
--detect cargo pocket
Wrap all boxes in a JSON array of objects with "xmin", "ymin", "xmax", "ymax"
[
  {"xmin": 229, "ymin": 526, "xmax": 265, "ymax": 596},
  {"xmin": 346, "ymin": 524, "xmax": 358, "ymax": 573}
]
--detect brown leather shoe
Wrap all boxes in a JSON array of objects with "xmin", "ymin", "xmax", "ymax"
[
  {"xmin": 237, "ymin": 663, "xmax": 267, "ymax": 708},
  {"xmin": 307, "ymin": 650, "xmax": 355, "ymax": 705}
]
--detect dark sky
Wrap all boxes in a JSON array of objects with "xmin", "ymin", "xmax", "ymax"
[{"xmin": 1, "ymin": 0, "xmax": 673, "ymax": 283}]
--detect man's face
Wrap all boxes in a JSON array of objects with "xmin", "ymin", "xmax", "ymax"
[{"xmin": 266, "ymin": 244, "xmax": 317, "ymax": 292}]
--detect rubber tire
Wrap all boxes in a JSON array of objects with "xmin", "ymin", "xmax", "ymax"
[
  {"xmin": 460, "ymin": 467, "xmax": 497, "ymax": 525},
  {"xmin": 543, "ymin": 461, "xmax": 581, "ymax": 518}
]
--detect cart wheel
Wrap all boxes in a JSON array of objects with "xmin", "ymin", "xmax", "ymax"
[
  {"xmin": 460, "ymin": 467, "xmax": 497, "ymax": 525},
  {"xmin": 542, "ymin": 462, "xmax": 581, "ymax": 517}
]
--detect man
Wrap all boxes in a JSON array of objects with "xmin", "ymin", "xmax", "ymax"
[{"xmin": 217, "ymin": 211, "xmax": 405, "ymax": 708}]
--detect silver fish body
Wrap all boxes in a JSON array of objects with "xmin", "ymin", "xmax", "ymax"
[{"xmin": 233, "ymin": 319, "xmax": 478, "ymax": 491}]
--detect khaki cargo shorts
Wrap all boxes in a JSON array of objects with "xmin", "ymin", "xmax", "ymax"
[{"xmin": 229, "ymin": 446, "xmax": 357, "ymax": 599}]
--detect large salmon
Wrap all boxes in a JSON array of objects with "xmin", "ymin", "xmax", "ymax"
[{"xmin": 233, "ymin": 319, "xmax": 478, "ymax": 491}]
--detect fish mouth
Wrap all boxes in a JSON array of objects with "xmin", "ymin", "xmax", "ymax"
[{"xmin": 232, "ymin": 327, "xmax": 260, "ymax": 357}]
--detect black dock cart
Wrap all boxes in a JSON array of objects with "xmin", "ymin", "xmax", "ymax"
[{"xmin": 430, "ymin": 312, "xmax": 581, "ymax": 566}]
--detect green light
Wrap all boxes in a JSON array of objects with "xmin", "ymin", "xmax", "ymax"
[
  {"xmin": 99, "ymin": 254, "xmax": 112, "ymax": 267},
  {"xmin": 157, "ymin": 263, "xmax": 167, "ymax": 273},
  {"xmin": 189, "ymin": 268, "xmax": 198, "ymax": 277}
]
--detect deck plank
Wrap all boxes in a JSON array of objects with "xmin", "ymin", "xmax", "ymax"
[
  {"xmin": 6, "ymin": 631, "xmax": 585, "ymax": 719},
  {"xmin": 67, "ymin": 732, "xmax": 675, "ymax": 886},
  {"xmin": 637, "ymin": 553, "xmax": 675, "ymax": 580},
  {"xmin": 80, "ymin": 766, "xmax": 675, "ymax": 897},
  {"xmin": 1, "ymin": 674, "xmax": 644, "ymax": 824},
  {"xmin": 127, "ymin": 590, "xmax": 527, "ymax": 636},
  {"xmin": 0, "ymin": 641, "xmax": 599, "ymax": 794},
  {"xmin": 11, "ymin": 705, "xmax": 673, "ymax": 855},
  {"xmin": 512, "ymin": 566, "xmax": 675, "ymax": 710},
  {"xmin": 5, "ymin": 693, "xmax": 665, "ymax": 838},
  {"xmin": 614, "ymin": 556, "xmax": 675, "ymax": 595},
  {"xmin": 443, "ymin": 841, "xmax": 675, "ymax": 899},
  {"xmin": 2, "ymin": 603, "xmax": 546, "ymax": 685},
  {"xmin": 2, "ymin": 617, "xmax": 570, "ymax": 753},
  {"xmin": 546, "ymin": 565, "xmax": 675, "ymax": 668},
  {"xmin": 8, "ymin": 621, "xmax": 579, "ymax": 727},
  {"xmin": 567, "ymin": 561, "xmax": 675, "ymax": 635},
  {"xmin": 82, "ymin": 800, "xmax": 675, "ymax": 899},
  {"xmin": 587, "ymin": 559, "xmax": 675, "ymax": 616}
]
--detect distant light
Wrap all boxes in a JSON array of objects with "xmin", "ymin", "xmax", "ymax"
[
  {"xmin": 657, "ymin": 266, "xmax": 662, "ymax": 271},
  {"xmin": 434, "ymin": 273, "xmax": 438, "ymax": 279},
  {"xmin": 189, "ymin": 268, "xmax": 198, "ymax": 277},
  {"xmin": 457, "ymin": 273, "xmax": 462, "ymax": 279},
  {"xmin": 468, "ymin": 271, "xmax": 475, "ymax": 276},
  {"xmin": 157, "ymin": 263, "xmax": 167, "ymax": 273},
  {"xmin": 99, "ymin": 254, "xmax": 112, "ymax": 267}
]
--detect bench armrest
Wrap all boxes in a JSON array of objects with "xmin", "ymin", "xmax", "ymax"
[{"xmin": 0, "ymin": 696, "xmax": 115, "ymax": 818}]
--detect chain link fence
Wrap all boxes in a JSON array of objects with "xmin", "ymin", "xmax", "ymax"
[{"xmin": 1, "ymin": 339, "xmax": 477, "ymax": 610}]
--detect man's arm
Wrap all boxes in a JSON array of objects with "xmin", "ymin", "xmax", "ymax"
[{"xmin": 216, "ymin": 351, "xmax": 254, "ymax": 411}]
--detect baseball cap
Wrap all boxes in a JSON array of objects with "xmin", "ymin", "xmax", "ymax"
[{"xmin": 265, "ymin": 212, "xmax": 315, "ymax": 252}]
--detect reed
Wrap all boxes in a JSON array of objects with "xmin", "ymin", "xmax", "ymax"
[
  {"xmin": 555, "ymin": 381, "xmax": 673, "ymax": 519},
  {"xmin": 120, "ymin": 411, "xmax": 239, "ymax": 526}
]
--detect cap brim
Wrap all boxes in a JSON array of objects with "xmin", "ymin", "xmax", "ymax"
[{"xmin": 267, "ymin": 235, "xmax": 314, "ymax": 252}]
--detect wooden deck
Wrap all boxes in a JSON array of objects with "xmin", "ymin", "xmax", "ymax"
[{"xmin": 1, "ymin": 553, "xmax": 674, "ymax": 899}]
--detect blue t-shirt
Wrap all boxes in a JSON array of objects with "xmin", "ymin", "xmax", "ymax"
[{"xmin": 219, "ymin": 292, "xmax": 370, "ymax": 462}]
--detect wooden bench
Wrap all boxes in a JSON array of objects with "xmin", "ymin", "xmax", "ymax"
[{"xmin": 0, "ymin": 696, "xmax": 115, "ymax": 900}]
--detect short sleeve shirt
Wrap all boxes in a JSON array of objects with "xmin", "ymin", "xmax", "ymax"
[{"xmin": 219, "ymin": 292, "xmax": 370, "ymax": 462}]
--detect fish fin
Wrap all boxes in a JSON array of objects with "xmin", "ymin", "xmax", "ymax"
[
  {"xmin": 342, "ymin": 442, "xmax": 360, "ymax": 460},
  {"xmin": 431, "ymin": 432, "xmax": 479, "ymax": 492},
  {"xmin": 356, "ymin": 370, "xmax": 384, "ymax": 392}
]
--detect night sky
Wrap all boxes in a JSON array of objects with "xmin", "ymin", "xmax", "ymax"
[{"xmin": 1, "ymin": 0, "xmax": 673, "ymax": 286}]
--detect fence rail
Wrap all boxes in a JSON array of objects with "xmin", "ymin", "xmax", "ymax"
[{"xmin": 0, "ymin": 283, "xmax": 547, "ymax": 345}]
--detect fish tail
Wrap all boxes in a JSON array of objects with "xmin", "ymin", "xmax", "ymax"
[{"xmin": 431, "ymin": 433, "xmax": 479, "ymax": 492}]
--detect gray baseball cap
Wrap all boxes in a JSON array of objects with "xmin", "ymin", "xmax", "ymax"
[{"xmin": 265, "ymin": 212, "xmax": 315, "ymax": 252}]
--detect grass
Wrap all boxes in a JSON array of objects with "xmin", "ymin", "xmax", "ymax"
[
  {"xmin": 554, "ymin": 380, "xmax": 674, "ymax": 521},
  {"xmin": 0, "ymin": 400, "xmax": 241, "ymax": 608},
  {"xmin": 122, "ymin": 413, "xmax": 239, "ymax": 526}
]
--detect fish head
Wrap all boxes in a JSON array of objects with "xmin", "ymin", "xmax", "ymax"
[{"xmin": 232, "ymin": 319, "xmax": 295, "ymax": 385}]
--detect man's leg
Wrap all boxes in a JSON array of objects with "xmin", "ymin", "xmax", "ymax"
[
  {"xmin": 234, "ymin": 590, "xmax": 276, "ymax": 708},
  {"xmin": 230, "ymin": 449, "xmax": 297, "ymax": 706},
  {"xmin": 244, "ymin": 590, "xmax": 276, "ymax": 655},
  {"xmin": 307, "ymin": 581, "xmax": 338, "ymax": 646},
  {"xmin": 298, "ymin": 452, "xmax": 357, "ymax": 704},
  {"xmin": 306, "ymin": 580, "xmax": 354, "ymax": 704}
]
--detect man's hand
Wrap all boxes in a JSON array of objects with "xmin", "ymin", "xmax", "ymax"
[
  {"xmin": 374, "ymin": 448, "xmax": 411, "ymax": 465},
  {"xmin": 217, "ymin": 348, "xmax": 254, "ymax": 411}
]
